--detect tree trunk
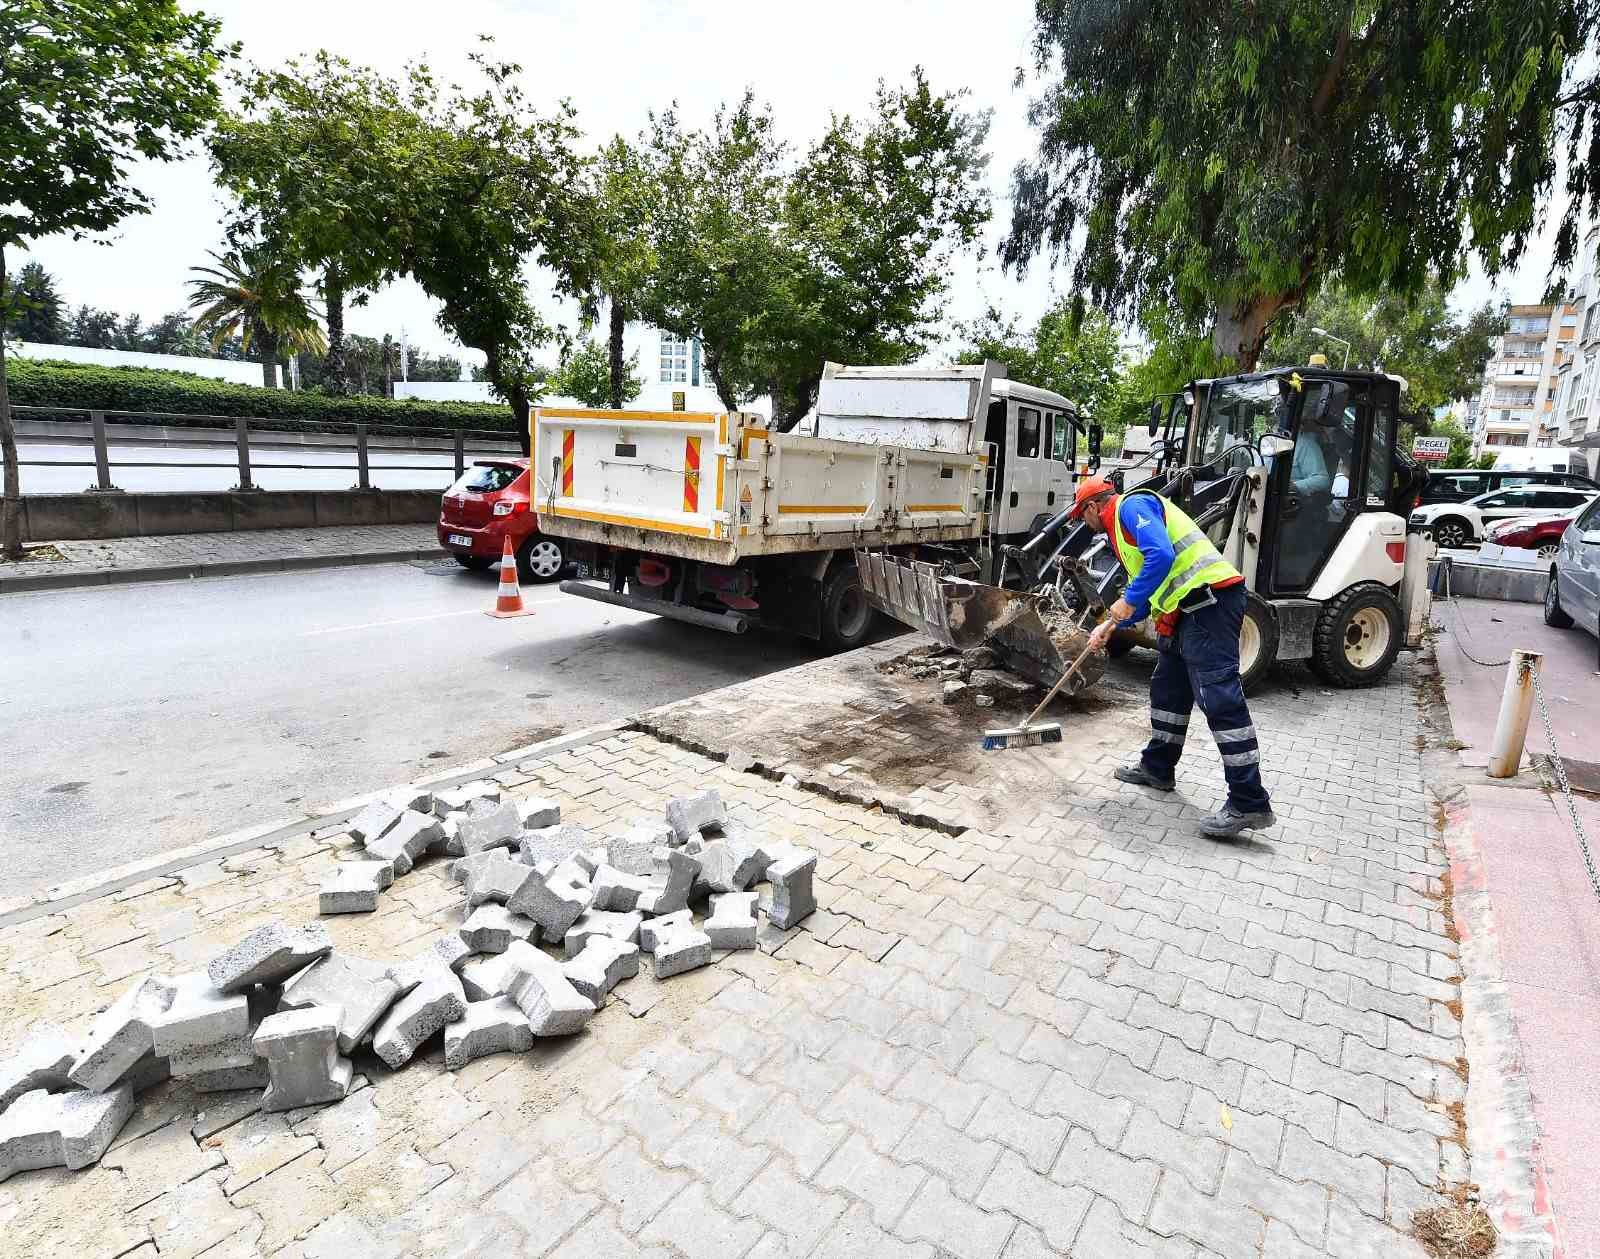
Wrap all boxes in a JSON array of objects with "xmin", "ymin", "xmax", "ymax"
[
  {"xmin": 769, "ymin": 373, "xmax": 821, "ymax": 433},
  {"xmin": 483, "ymin": 343, "xmax": 532, "ymax": 456},
  {"xmin": 258, "ymin": 329, "xmax": 280, "ymax": 389},
  {"xmin": 608, "ymin": 296, "xmax": 626, "ymax": 410},
  {"xmin": 323, "ymin": 266, "xmax": 347, "ymax": 396},
  {"xmin": 702, "ymin": 346, "xmax": 740, "ymax": 413},
  {"xmin": 0, "ymin": 244, "xmax": 24, "ymax": 561},
  {"xmin": 1211, "ymin": 294, "xmax": 1295, "ymax": 370}
]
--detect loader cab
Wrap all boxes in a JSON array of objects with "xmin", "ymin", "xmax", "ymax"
[
  {"xmin": 1184, "ymin": 368, "xmax": 1411, "ymax": 597},
  {"xmin": 981, "ymin": 379, "xmax": 1078, "ymax": 537}
]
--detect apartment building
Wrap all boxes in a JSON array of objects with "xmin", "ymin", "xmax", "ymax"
[
  {"xmin": 1549, "ymin": 227, "xmax": 1600, "ymax": 477},
  {"xmin": 1473, "ymin": 302, "xmax": 1577, "ymax": 456}
]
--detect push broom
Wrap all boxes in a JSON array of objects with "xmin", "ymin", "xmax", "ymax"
[{"xmin": 981, "ymin": 632, "xmax": 1102, "ymax": 751}]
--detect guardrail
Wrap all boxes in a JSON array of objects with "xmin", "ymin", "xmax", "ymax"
[{"xmin": 9, "ymin": 404, "xmax": 523, "ymax": 492}]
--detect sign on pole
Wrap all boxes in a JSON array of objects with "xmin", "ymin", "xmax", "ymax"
[
  {"xmin": 671, "ymin": 391, "xmax": 686, "ymax": 412},
  {"xmin": 1412, "ymin": 436, "xmax": 1451, "ymax": 463}
]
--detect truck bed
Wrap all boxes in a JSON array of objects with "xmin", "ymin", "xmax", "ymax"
[{"xmin": 531, "ymin": 406, "xmax": 989, "ymax": 565}]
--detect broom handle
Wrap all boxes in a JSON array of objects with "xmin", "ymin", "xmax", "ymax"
[{"xmin": 1020, "ymin": 637, "xmax": 1100, "ymax": 731}]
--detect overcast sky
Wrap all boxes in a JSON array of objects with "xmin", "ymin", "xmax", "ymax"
[{"xmin": 18, "ymin": 0, "xmax": 1564, "ymax": 365}]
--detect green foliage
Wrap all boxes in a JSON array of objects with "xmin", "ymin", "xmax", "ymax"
[
  {"xmin": 1422, "ymin": 419, "xmax": 1479, "ymax": 466},
  {"xmin": 1099, "ymin": 309, "xmax": 1231, "ymax": 445},
  {"xmin": 622, "ymin": 72, "xmax": 991, "ymax": 428},
  {"xmin": 6, "ymin": 358, "xmax": 513, "ymax": 431},
  {"xmin": 2, "ymin": 262, "xmax": 66, "ymax": 342},
  {"xmin": 549, "ymin": 338, "xmax": 641, "ymax": 409},
  {"xmin": 1005, "ymin": 2, "xmax": 1591, "ymax": 366},
  {"xmin": 957, "ymin": 300, "xmax": 1122, "ymax": 421},
  {"xmin": 188, "ymin": 247, "xmax": 327, "ymax": 388}
]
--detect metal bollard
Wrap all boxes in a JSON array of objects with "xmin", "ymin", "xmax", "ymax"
[
  {"xmin": 1486, "ymin": 649, "xmax": 1543, "ymax": 778},
  {"xmin": 88, "ymin": 410, "xmax": 119, "ymax": 492},
  {"xmin": 235, "ymin": 417, "xmax": 256, "ymax": 491},
  {"xmin": 355, "ymin": 423, "xmax": 371, "ymax": 490},
  {"xmin": 454, "ymin": 430, "xmax": 465, "ymax": 479}
]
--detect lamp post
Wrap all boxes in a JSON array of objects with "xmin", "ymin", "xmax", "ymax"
[{"xmin": 1310, "ymin": 326, "xmax": 1352, "ymax": 369}]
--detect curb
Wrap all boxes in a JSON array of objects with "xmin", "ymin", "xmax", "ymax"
[{"xmin": 0, "ymin": 546, "xmax": 449, "ymax": 594}]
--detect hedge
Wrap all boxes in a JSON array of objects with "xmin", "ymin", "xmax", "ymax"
[{"xmin": 3, "ymin": 358, "xmax": 518, "ymax": 435}]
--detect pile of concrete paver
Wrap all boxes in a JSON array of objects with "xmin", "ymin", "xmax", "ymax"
[{"xmin": 0, "ymin": 786, "xmax": 816, "ymax": 1184}]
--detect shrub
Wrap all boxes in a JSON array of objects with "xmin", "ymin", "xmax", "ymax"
[{"xmin": 4, "ymin": 358, "xmax": 517, "ymax": 434}]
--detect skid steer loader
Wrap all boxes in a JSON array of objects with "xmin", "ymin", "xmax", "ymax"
[{"xmin": 857, "ymin": 365, "xmax": 1437, "ymax": 694}]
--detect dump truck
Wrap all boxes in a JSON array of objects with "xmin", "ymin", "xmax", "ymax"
[{"xmin": 530, "ymin": 360, "xmax": 1089, "ymax": 653}]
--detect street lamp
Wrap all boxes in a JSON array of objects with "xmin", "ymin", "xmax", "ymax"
[{"xmin": 1310, "ymin": 327, "xmax": 1352, "ymax": 369}]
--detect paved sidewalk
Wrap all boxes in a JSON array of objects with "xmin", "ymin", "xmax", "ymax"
[
  {"xmin": 1431, "ymin": 596, "xmax": 1600, "ymax": 1259},
  {"xmin": 0, "ymin": 524, "xmax": 444, "ymax": 593},
  {"xmin": 0, "ymin": 645, "xmax": 1467, "ymax": 1259}
]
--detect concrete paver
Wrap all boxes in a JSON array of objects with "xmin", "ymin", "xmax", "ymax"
[{"xmin": 0, "ymin": 641, "xmax": 1470, "ymax": 1257}]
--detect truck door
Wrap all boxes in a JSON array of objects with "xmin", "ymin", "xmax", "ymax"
[
  {"xmin": 998, "ymin": 403, "xmax": 1047, "ymax": 535},
  {"xmin": 1048, "ymin": 411, "xmax": 1076, "ymax": 501}
]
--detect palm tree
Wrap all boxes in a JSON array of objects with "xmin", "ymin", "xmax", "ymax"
[{"xmin": 187, "ymin": 248, "xmax": 326, "ymax": 389}]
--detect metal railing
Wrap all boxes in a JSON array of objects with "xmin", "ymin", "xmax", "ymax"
[{"xmin": 9, "ymin": 404, "xmax": 523, "ymax": 492}]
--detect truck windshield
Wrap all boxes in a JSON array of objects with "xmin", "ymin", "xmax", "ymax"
[{"xmin": 1194, "ymin": 377, "xmax": 1292, "ymax": 472}]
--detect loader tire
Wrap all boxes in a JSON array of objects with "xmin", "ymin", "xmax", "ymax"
[
  {"xmin": 1308, "ymin": 584, "xmax": 1401, "ymax": 688},
  {"xmin": 1238, "ymin": 592, "xmax": 1278, "ymax": 694},
  {"xmin": 820, "ymin": 564, "xmax": 876, "ymax": 653}
]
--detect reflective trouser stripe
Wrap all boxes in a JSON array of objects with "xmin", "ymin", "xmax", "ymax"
[
  {"xmin": 1151, "ymin": 709, "xmax": 1191, "ymax": 727},
  {"xmin": 1213, "ymin": 725, "xmax": 1256, "ymax": 744},
  {"xmin": 1150, "ymin": 730, "xmax": 1186, "ymax": 744},
  {"xmin": 1221, "ymin": 748, "xmax": 1262, "ymax": 766}
]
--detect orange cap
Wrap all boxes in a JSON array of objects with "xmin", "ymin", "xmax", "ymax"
[{"xmin": 1067, "ymin": 476, "xmax": 1116, "ymax": 521}]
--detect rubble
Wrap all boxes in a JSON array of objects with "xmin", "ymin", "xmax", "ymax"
[
  {"xmin": 451, "ymin": 798, "xmax": 524, "ymax": 857},
  {"xmin": 637, "ymin": 848, "xmax": 701, "ymax": 916},
  {"xmin": 0, "ymin": 1086, "xmax": 134, "ymax": 1182},
  {"xmin": 606, "ymin": 822, "xmax": 673, "ymax": 875},
  {"xmin": 563, "ymin": 909, "xmax": 643, "ymax": 957},
  {"xmin": 519, "ymin": 823, "xmax": 591, "ymax": 868},
  {"xmin": 432, "ymin": 781, "xmax": 501, "ymax": 818},
  {"xmin": 0, "ymin": 1024, "xmax": 79, "ymax": 1115},
  {"xmin": 704, "ymin": 892, "xmax": 759, "ymax": 950},
  {"xmin": 766, "ymin": 851, "xmax": 818, "ymax": 929},
  {"xmin": 507, "ymin": 865, "xmax": 592, "ymax": 939},
  {"xmin": 280, "ymin": 953, "xmax": 401, "ymax": 1055},
  {"xmin": 517, "ymin": 797, "xmax": 562, "ymax": 830},
  {"xmin": 563, "ymin": 937, "xmax": 640, "ymax": 1007},
  {"xmin": 462, "ymin": 851, "xmax": 533, "ymax": 907},
  {"xmin": 68, "ymin": 975, "xmax": 176, "ymax": 1093},
  {"xmin": 429, "ymin": 934, "xmax": 475, "ymax": 974},
  {"xmin": 969, "ymin": 668, "xmax": 1034, "ymax": 699},
  {"xmin": 460, "ymin": 904, "xmax": 540, "ymax": 953},
  {"xmin": 372, "ymin": 965, "xmax": 466, "ymax": 1069},
  {"xmin": 346, "ymin": 798, "xmax": 404, "ymax": 846},
  {"xmin": 501, "ymin": 943, "xmax": 593, "ymax": 1036},
  {"xmin": 590, "ymin": 863, "xmax": 649, "ymax": 911},
  {"xmin": 444, "ymin": 997, "xmax": 533, "ymax": 1069},
  {"xmin": 638, "ymin": 910, "xmax": 693, "ymax": 954},
  {"xmin": 149, "ymin": 972, "xmax": 254, "ymax": 1078},
  {"xmin": 207, "ymin": 921, "xmax": 332, "ymax": 994},
  {"xmin": 459, "ymin": 954, "xmax": 516, "ymax": 1003},
  {"xmin": 942, "ymin": 679, "xmax": 969, "ymax": 704},
  {"xmin": 187, "ymin": 1062, "xmax": 271, "ymax": 1093},
  {"xmin": 653, "ymin": 923, "xmax": 713, "ymax": 978},
  {"xmin": 665, "ymin": 789, "xmax": 726, "ymax": 843},
  {"xmin": 253, "ymin": 1009, "xmax": 352, "ymax": 1112},
  {"xmin": 696, "ymin": 839, "xmax": 770, "ymax": 894},
  {"xmin": 319, "ymin": 860, "xmax": 394, "ymax": 915},
  {"xmin": 365, "ymin": 810, "xmax": 442, "ymax": 876}
]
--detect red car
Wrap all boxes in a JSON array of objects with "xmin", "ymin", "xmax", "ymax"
[
  {"xmin": 1484, "ymin": 512, "xmax": 1580, "ymax": 559},
  {"xmin": 438, "ymin": 458, "xmax": 566, "ymax": 582}
]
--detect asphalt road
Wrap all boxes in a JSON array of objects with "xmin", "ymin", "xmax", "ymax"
[{"xmin": 0, "ymin": 559, "xmax": 824, "ymax": 900}]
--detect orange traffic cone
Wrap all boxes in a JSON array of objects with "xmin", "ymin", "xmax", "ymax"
[{"xmin": 486, "ymin": 535, "xmax": 536, "ymax": 619}]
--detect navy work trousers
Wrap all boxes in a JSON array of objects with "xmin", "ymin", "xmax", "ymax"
[{"xmin": 1139, "ymin": 583, "xmax": 1272, "ymax": 813}]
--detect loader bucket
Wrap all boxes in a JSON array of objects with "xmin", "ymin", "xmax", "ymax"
[{"xmin": 855, "ymin": 550, "xmax": 1106, "ymax": 695}]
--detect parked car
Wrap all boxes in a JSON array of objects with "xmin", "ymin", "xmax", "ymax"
[
  {"xmin": 437, "ymin": 459, "xmax": 566, "ymax": 582},
  {"xmin": 1544, "ymin": 495, "xmax": 1600, "ymax": 638},
  {"xmin": 1418, "ymin": 467, "xmax": 1598, "ymax": 506},
  {"xmin": 1484, "ymin": 512, "xmax": 1580, "ymax": 559},
  {"xmin": 1409, "ymin": 485, "xmax": 1600, "ymax": 549}
]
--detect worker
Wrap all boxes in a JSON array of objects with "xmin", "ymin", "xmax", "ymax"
[{"xmin": 1072, "ymin": 476, "xmax": 1276, "ymax": 838}]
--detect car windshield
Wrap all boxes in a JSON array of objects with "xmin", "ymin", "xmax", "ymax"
[
  {"xmin": 451, "ymin": 463, "xmax": 522, "ymax": 494},
  {"xmin": 1193, "ymin": 377, "xmax": 1292, "ymax": 470}
]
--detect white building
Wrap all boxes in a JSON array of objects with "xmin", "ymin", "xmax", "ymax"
[
  {"xmin": 1472, "ymin": 302, "xmax": 1575, "ymax": 457},
  {"xmin": 1549, "ymin": 227, "xmax": 1600, "ymax": 478},
  {"xmin": 7, "ymin": 339, "xmax": 283, "ymax": 388}
]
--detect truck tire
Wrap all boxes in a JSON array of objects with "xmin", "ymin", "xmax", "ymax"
[
  {"xmin": 820, "ymin": 565, "xmax": 875, "ymax": 653},
  {"xmin": 1544, "ymin": 567, "xmax": 1574, "ymax": 628},
  {"xmin": 1238, "ymin": 592, "xmax": 1278, "ymax": 694},
  {"xmin": 1308, "ymin": 583, "xmax": 1402, "ymax": 687}
]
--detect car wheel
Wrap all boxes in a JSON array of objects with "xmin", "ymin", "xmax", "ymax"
[
  {"xmin": 819, "ymin": 564, "xmax": 876, "ymax": 652},
  {"xmin": 1431, "ymin": 517, "xmax": 1471, "ymax": 549},
  {"xmin": 453, "ymin": 554, "xmax": 495, "ymax": 572},
  {"xmin": 517, "ymin": 536, "xmax": 565, "ymax": 583},
  {"xmin": 1544, "ymin": 566, "xmax": 1575, "ymax": 629},
  {"xmin": 1537, "ymin": 542, "xmax": 1560, "ymax": 559},
  {"xmin": 1308, "ymin": 583, "xmax": 1402, "ymax": 687}
]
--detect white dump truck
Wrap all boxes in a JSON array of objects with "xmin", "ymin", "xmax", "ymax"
[{"xmin": 530, "ymin": 360, "xmax": 1084, "ymax": 649}]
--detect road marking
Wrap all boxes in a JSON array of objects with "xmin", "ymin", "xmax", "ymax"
[{"xmin": 300, "ymin": 600, "xmax": 564, "ymax": 637}]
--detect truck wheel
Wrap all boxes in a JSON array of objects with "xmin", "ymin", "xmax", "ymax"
[
  {"xmin": 517, "ymin": 536, "xmax": 565, "ymax": 584},
  {"xmin": 1308, "ymin": 584, "xmax": 1402, "ymax": 687},
  {"xmin": 1544, "ymin": 567, "xmax": 1574, "ymax": 628},
  {"xmin": 820, "ymin": 565, "xmax": 875, "ymax": 652},
  {"xmin": 1238, "ymin": 592, "xmax": 1278, "ymax": 694}
]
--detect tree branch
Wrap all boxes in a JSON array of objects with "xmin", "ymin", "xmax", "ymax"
[{"xmin": 1311, "ymin": 11, "xmax": 1356, "ymax": 119}]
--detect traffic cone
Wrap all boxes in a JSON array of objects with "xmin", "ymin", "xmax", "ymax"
[{"xmin": 486, "ymin": 535, "xmax": 536, "ymax": 619}]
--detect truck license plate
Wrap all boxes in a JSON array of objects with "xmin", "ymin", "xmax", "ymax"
[{"xmin": 447, "ymin": 533, "xmax": 472, "ymax": 547}]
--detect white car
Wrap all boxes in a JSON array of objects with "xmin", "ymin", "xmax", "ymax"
[{"xmin": 1408, "ymin": 485, "xmax": 1600, "ymax": 549}]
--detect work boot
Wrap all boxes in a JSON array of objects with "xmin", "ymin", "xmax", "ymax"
[
  {"xmin": 1198, "ymin": 803, "xmax": 1277, "ymax": 838},
  {"xmin": 1113, "ymin": 764, "xmax": 1175, "ymax": 792}
]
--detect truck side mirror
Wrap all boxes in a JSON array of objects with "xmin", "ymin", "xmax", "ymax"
[
  {"xmin": 1147, "ymin": 400, "xmax": 1161, "ymax": 436},
  {"xmin": 1088, "ymin": 421, "xmax": 1103, "ymax": 458}
]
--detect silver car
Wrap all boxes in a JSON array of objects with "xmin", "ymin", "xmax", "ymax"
[{"xmin": 1544, "ymin": 494, "xmax": 1600, "ymax": 637}]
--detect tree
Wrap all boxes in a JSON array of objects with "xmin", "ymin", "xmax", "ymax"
[
  {"xmin": 1003, "ymin": 2, "xmax": 1591, "ymax": 371},
  {"xmin": 0, "ymin": 0, "xmax": 228, "ymax": 558},
  {"xmin": 957, "ymin": 300, "xmax": 1123, "ymax": 421},
  {"xmin": 2, "ymin": 261, "xmax": 66, "ymax": 343},
  {"xmin": 588, "ymin": 137, "xmax": 657, "ymax": 410},
  {"xmin": 627, "ymin": 72, "xmax": 991, "ymax": 429},
  {"xmin": 549, "ymin": 337, "xmax": 641, "ymax": 408},
  {"xmin": 210, "ymin": 52, "xmax": 418, "ymax": 395},
  {"xmin": 188, "ymin": 247, "xmax": 327, "ymax": 388}
]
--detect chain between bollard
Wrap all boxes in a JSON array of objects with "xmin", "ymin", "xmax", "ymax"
[
  {"xmin": 1528, "ymin": 666, "xmax": 1600, "ymax": 905},
  {"xmin": 1437, "ymin": 562, "xmax": 1512, "ymax": 668}
]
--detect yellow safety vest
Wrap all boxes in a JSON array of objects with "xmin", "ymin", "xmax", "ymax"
[{"xmin": 1110, "ymin": 490, "xmax": 1238, "ymax": 615}]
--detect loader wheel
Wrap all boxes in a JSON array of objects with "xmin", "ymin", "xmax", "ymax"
[
  {"xmin": 820, "ymin": 565, "xmax": 875, "ymax": 653},
  {"xmin": 1238, "ymin": 593, "xmax": 1278, "ymax": 694},
  {"xmin": 1309, "ymin": 584, "xmax": 1401, "ymax": 687}
]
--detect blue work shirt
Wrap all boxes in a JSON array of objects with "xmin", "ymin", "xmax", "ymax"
[{"xmin": 1116, "ymin": 494, "xmax": 1174, "ymax": 626}]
